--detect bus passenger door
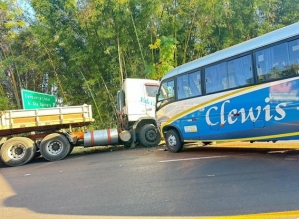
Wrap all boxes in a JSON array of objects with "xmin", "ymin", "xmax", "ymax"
[
  {"xmin": 180, "ymin": 113, "xmax": 200, "ymax": 141},
  {"xmin": 176, "ymin": 73, "xmax": 201, "ymax": 141}
]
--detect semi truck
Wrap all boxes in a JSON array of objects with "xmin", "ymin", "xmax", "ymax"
[{"xmin": 0, "ymin": 78, "xmax": 161, "ymax": 167}]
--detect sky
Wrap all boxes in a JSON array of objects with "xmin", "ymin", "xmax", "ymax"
[{"xmin": 17, "ymin": 0, "xmax": 36, "ymax": 19}]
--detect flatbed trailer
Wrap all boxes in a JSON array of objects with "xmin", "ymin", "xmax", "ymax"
[
  {"xmin": 0, "ymin": 104, "xmax": 94, "ymax": 136},
  {"xmin": 0, "ymin": 105, "xmax": 95, "ymax": 167}
]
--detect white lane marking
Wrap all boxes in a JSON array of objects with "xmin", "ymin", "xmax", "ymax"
[{"xmin": 159, "ymin": 155, "xmax": 227, "ymax": 163}]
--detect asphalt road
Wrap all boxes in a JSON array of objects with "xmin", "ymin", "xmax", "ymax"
[{"xmin": 1, "ymin": 144, "xmax": 299, "ymax": 218}]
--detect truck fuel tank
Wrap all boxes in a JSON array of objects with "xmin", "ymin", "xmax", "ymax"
[{"xmin": 84, "ymin": 129, "xmax": 119, "ymax": 147}]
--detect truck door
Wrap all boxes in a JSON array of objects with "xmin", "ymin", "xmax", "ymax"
[{"xmin": 123, "ymin": 79, "xmax": 159, "ymax": 122}]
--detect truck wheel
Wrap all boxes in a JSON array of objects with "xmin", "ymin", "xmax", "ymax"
[
  {"xmin": 139, "ymin": 124, "xmax": 161, "ymax": 147},
  {"xmin": 0, "ymin": 137, "xmax": 36, "ymax": 167},
  {"xmin": 165, "ymin": 129, "xmax": 183, "ymax": 153},
  {"xmin": 40, "ymin": 133, "xmax": 70, "ymax": 161}
]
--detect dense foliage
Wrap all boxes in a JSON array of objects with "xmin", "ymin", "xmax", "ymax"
[{"xmin": 1, "ymin": 0, "xmax": 299, "ymax": 128}]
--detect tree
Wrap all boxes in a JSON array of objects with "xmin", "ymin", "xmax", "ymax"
[
  {"xmin": 0, "ymin": 0, "xmax": 28, "ymax": 109},
  {"xmin": 149, "ymin": 36, "xmax": 178, "ymax": 79}
]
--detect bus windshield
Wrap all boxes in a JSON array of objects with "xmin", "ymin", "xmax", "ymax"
[{"xmin": 156, "ymin": 80, "xmax": 175, "ymax": 110}]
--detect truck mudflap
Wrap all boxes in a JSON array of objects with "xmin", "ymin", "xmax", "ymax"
[{"xmin": 84, "ymin": 129, "xmax": 119, "ymax": 147}]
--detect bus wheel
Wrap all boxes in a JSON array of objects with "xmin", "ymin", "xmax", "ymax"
[
  {"xmin": 0, "ymin": 137, "xmax": 36, "ymax": 167},
  {"xmin": 40, "ymin": 133, "xmax": 70, "ymax": 162},
  {"xmin": 139, "ymin": 124, "xmax": 161, "ymax": 147},
  {"xmin": 165, "ymin": 129, "xmax": 183, "ymax": 153}
]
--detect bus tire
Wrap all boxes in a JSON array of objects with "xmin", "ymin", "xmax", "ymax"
[
  {"xmin": 165, "ymin": 129, "xmax": 183, "ymax": 153},
  {"xmin": 40, "ymin": 133, "xmax": 70, "ymax": 162},
  {"xmin": 139, "ymin": 124, "xmax": 161, "ymax": 147},
  {"xmin": 0, "ymin": 137, "xmax": 36, "ymax": 167}
]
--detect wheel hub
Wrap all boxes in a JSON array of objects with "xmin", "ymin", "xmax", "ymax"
[
  {"xmin": 48, "ymin": 141, "xmax": 62, "ymax": 155},
  {"xmin": 168, "ymin": 135, "xmax": 176, "ymax": 147},
  {"xmin": 9, "ymin": 144, "xmax": 26, "ymax": 159},
  {"xmin": 145, "ymin": 130, "xmax": 157, "ymax": 142}
]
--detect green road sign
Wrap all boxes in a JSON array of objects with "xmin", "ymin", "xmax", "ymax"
[{"xmin": 21, "ymin": 89, "xmax": 56, "ymax": 109}]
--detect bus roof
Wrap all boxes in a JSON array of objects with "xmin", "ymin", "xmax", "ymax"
[{"xmin": 161, "ymin": 22, "xmax": 299, "ymax": 81}]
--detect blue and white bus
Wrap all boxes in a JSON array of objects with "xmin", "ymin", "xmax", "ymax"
[{"xmin": 156, "ymin": 22, "xmax": 299, "ymax": 152}]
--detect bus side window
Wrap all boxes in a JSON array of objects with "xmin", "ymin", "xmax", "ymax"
[
  {"xmin": 228, "ymin": 54, "xmax": 253, "ymax": 87},
  {"xmin": 177, "ymin": 71, "xmax": 202, "ymax": 100},
  {"xmin": 257, "ymin": 56, "xmax": 268, "ymax": 81},
  {"xmin": 205, "ymin": 62, "xmax": 227, "ymax": 93},
  {"xmin": 177, "ymin": 74, "xmax": 190, "ymax": 99},
  {"xmin": 288, "ymin": 39, "xmax": 299, "ymax": 75},
  {"xmin": 289, "ymin": 39, "xmax": 299, "ymax": 66},
  {"xmin": 256, "ymin": 42, "xmax": 290, "ymax": 82},
  {"xmin": 189, "ymin": 71, "xmax": 201, "ymax": 96}
]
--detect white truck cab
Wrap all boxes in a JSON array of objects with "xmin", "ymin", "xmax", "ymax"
[
  {"xmin": 117, "ymin": 78, "xmax": 161, "ymax": 148},
  {"xmin": 122, "ymin": 78, "xmax": 158, "ymax": 120}
]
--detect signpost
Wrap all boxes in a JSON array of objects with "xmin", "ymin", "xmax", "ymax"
[{"xmin": 21, "ymin": 89, "xmax": 56, "ymax": 109}]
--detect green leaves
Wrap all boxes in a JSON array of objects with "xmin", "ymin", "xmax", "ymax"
[{"xmin": 149, "ymin": 36, "xmax": 178, "ymax": 79}]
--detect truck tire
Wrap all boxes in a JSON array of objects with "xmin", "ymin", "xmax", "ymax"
[
  {"xmin": 40, "ymin": 133, "xmax": 70, "ymax": 161},
  {"xmin": 0, "ymin": 137, "xmax": 36, "ymax": 167},
  {"xmin": 139, "ymin": 124, "xmax": 161, "ymax": 147},
  {"xmin": 165, "ymin": 129, "xmax": 183, "ymax": 153}
]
